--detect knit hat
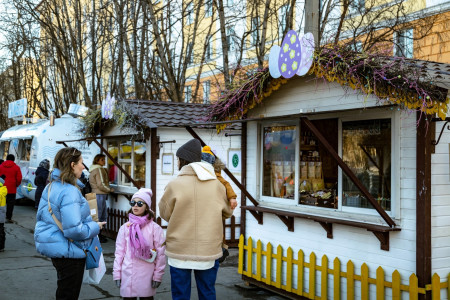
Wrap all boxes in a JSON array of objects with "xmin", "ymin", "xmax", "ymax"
[
  {"xmin": 201, "ymin": 145, "xmax": 215, "ymax": 165},
  {"xmin": 176, "ymin": 139, "xmax": 202, "ymax": 163},
  {"xmin": 131, "ymin": 188, "xmax": 153, "ymax": 208},
  {"xmin": 39, "ymin": 159, "xmax": 50, "ymax": 170}
]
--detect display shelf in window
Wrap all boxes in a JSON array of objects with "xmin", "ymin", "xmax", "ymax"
[{"xmin": 298, "ymin": 128, "xmax": 337, "ymax": 208}]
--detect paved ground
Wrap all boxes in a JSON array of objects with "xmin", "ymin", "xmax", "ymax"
[{"xmin": 0, "ymin": 201, "xmax": 287, "ymax": 300}]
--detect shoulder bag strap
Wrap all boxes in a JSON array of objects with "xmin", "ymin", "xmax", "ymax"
[
  {"xmin": 47, "ymin": 183, "xmax": 63, "ymax": 232},
  {"xmin": 47, "ymin": 183, "xmax": 74, "ymax": 243}
]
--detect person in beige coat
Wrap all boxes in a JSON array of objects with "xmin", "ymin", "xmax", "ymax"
[
  {"xmin": 90, "ymin": 154, "xmax": 113, "ymax": 243},
  {"xmin": 159, "ymin": 138, "xmax": 233, "ymax": 300}
]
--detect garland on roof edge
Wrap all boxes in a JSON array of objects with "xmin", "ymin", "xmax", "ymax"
[{"xmin": 206, "ymin": 45, "xmax": 449, "ymax": 133}]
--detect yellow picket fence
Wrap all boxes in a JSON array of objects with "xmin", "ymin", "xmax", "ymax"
[{"xmin": 238, "ymin": 235, "xmax": 450, "ymax": 299}]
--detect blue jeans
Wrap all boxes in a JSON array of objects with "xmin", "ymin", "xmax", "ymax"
[
  {"xmin": 170, "ymin": 260, "xmax": 220, "ymax": 300},
  {"xmin": 96, "ymin": 194, "xmax": 108, "ymax": 222}
]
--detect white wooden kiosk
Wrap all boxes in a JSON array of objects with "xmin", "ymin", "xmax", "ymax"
[
  {"xmin": 81, "ymin": 100, "xmax": 242, "ymax": 246},
  {"xmin": 204, "ymin": 58, "xmax": 450, "ymax": 298}
]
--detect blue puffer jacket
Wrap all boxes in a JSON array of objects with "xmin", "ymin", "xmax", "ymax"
[{"xmin": 34, "ymin": 169, "xmax": 100, "ymax": 258}]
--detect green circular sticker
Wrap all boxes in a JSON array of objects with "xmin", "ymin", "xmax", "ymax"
[{"xmin": 232, "ymin": 154, "xmax": 239, "ymax": 168}]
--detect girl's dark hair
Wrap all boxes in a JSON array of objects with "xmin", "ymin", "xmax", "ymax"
[
  {"xmin": 128, "ymin": 204, "xmax": 155, "ymax": 220},
  {"xmin": 53, "ymin": 147, "xmax": 82, "ymax": 186},
  {"xmin": 178, "ymin": 158, "xmax": 189, "ymax": 171},
  {"xmin": 92, "ymin": 154, "xmax": 106, "ymax": 165}
]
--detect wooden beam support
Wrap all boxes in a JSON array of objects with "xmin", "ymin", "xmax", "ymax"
[
  {"xmin": 276, "ymin": 214, "xmax": 294, "ymax": 232},
  {"xmin": 416, "ymin": 113, "xmax": 432, "ymax": 300},
  {"xmin": 150, "ymin": 128, "xmax": 158, "ymax": 213},
  {"xmin": 317, "ymin": 221, "xmax": 333, "ymax": 238},
  {"xmin": 370, "ymin": 231, "xmax": 390, "ymax": 251},
  {"xmin": 241, "ymin": 122, "xmax": 247, "ymax": 240}
]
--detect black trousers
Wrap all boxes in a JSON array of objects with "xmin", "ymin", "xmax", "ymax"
[
  {"xmin": 6, "ymin": 194, "xmax": 16, "ymax": 220},
  {"xmin": 51, "ymin": 257, "xmax": 86, "ymax": 300},
  {"xmin": 0, "ymin": 223, "xmax": 5, "ymax": 250}
]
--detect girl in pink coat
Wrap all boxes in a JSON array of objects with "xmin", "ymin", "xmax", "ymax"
[{"xmin": 113, "ymin": 188, "xmax": 166, "ymax": 300}]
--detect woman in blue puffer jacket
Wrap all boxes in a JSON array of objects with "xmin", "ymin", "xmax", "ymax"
[{"xmin": 34, "ymin": 147, "xmax": 106, "ymax": 300}]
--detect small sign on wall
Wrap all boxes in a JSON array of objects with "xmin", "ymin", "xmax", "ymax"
[
  {"xmin": 162, "ymin": 153, "xmax": 174, "ymax": 175},
  {"xmin": 228, "ymin": 148, "xmax": 241, "ymax": 174}
]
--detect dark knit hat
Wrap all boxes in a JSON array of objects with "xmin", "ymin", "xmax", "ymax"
[
  {"xmin": 176, "ymin": 139, "xmax": 202, "ymax": 163},
  {"xmin": 201, "ymin": 145, "xmax": 215, "ymax": 165}
]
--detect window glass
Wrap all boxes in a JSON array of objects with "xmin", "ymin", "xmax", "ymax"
[
  {"xmin": 394, "ymin": 28, "xmax": 413, "ymax": 58},
  {"xmin": 0, "ymin": 142, "xmax": 8, "ymax": 160},
  {"xmin": 262, "ymin": 125, "xmax": 296, "ymax": 199},
  {"xmin": 121, "ymin": 163, "xmax": 132, "ymax": 185},
  {"xmin": 133, "ymin": 142, "xmax": 146, "ymax": 187},
  {"xmin": 107, "ymin": 141, "xmax": 119, "ymax": 184},
  {"xmin": 342, "ymin": 119, "xmax": 391, "ymax": 211},
  {"xmin": 109, "ymin": 139, "xmax": 147, "ymax": 187},
  {"xmin": 18, "ymin": 139, "xmax": 32, "ymax": 161},
  {"xmin": 203, "ymin": 81, "xmax": 210, "ymax": 104},
  {"xmin": 120, "ymin": 141, "xmax": 132, "ymax": 160},
  {"xmin": 279, "ymin": 5, "xmax": 289, "ymax": 37},
  {"xmin": 186, "ymin": 2, "xmax": 193, "ymax": 24}
]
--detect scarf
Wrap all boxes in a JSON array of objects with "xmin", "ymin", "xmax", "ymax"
[{"xmin": 128, "ymin": 213, "xmax": 153, "ymax": 260}]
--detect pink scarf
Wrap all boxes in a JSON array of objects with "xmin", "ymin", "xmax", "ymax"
[{"xmin": 129, "ymin": 213, "xmax": 153, "ymax": 260}]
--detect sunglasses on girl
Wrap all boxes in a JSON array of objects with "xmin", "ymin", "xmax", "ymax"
[{"xmin": 130, "ymin": 200, "xmax": 145, "ymax": 207}]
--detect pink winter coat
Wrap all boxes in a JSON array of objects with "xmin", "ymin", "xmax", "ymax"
[{"xmin": 113, "ymin": 219, "xmax": 166, "ymax": 297}]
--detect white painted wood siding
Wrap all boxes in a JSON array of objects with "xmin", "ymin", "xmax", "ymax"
[{"xmin": 242, "ymin": 77, "xmax": 450, "ymax": 297}]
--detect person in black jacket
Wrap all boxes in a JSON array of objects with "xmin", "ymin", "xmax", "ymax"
[{"xmin": 34, "ymin": 159, "xmax": 50, "ymax": 209}]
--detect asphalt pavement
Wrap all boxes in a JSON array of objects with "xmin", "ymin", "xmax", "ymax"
[{"xmin": 0, "ymin": 201, "xmax": 287, "ymax": 300}]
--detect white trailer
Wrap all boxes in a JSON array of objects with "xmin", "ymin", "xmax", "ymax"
[{"xmin": 0, "ymin": 114, "xmax": 100, "ymax": 201}]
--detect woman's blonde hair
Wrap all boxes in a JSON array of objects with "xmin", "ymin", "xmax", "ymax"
[
  {"xmin": 53, "ymin": 147, "xmax": 82, "ymax": 186},
  {"xmin": 213, "ymin": 157, "xmax": 225, "ymax": 173}
]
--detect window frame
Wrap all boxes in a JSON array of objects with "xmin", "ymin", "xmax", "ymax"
[
  {"xmin": 184, "ymin": 85, "xmax": 192, "ymax": 103},
  {"xmin": 205, "ymin": 0, "xmax": 213, "ymax": 17},
  {"xmin": 394, "ymin": 28, "xmax": 413, "ymax": 58},
  {"xmin": 348, "ymin": 0, "xmax": 365, "ymax": 14},
  {"xmin": 203, "ymin": 80, "xmax": 211, "ymax": 104},
  {"xmin": 279, "ymin": 4, "xmax": 289, "ymax": 38},
  {"xmin": 186, "ymin": 2, "xmax": 194, "ymax": 25},
  {"xmin": 107, "ymin": 138, "xmax": 147, "ymax": 188},
  {"xmin": 258, "ymin": 119, "xmax": 300, "ymax": 206},
  {"xmin": 251, "ymin": 17, "xmax": 259, "ymax": 46},
  {"xmin": 338, "ymin": 110, "xmax": 399, "ymax": 217},
  {"xmin": 256, "ymin": 110, "xmax": 399, "ymax": 219},
  {"xmin": 226, "ymin": 26, "xmax": 236, "ymax": 52}
]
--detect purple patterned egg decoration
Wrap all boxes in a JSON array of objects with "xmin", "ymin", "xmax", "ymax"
[{"xmin": 278, "ymin": 30, "xmax": 301, "ymax": 79}]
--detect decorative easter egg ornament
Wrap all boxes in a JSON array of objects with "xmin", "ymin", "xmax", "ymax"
[
  {"xmin": 297, "ymin": 32, "xmax": 315, "ymax": 76},
  {"xmin": 102, "ymin": 93, "xmax": 116, "ymax": 119},
  {"xmin": 269, "ymin": 45, "xmax": 281, "ymax": 78},
  {"xmin": 278, "ymin": 30, "xmax": 301, "ymax": 79}
]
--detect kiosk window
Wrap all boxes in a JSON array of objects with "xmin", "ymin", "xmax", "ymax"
[
  {"xmin": 262, "ymin": 124, "xmax": 297, "ymax": 200},
  {"xmin": 107, "ymin": 139, "xmax": 146, "ymax": 187},
  {"xmin": 342, "ymin": 119, "xmax": 392, "ymax": 211}
]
